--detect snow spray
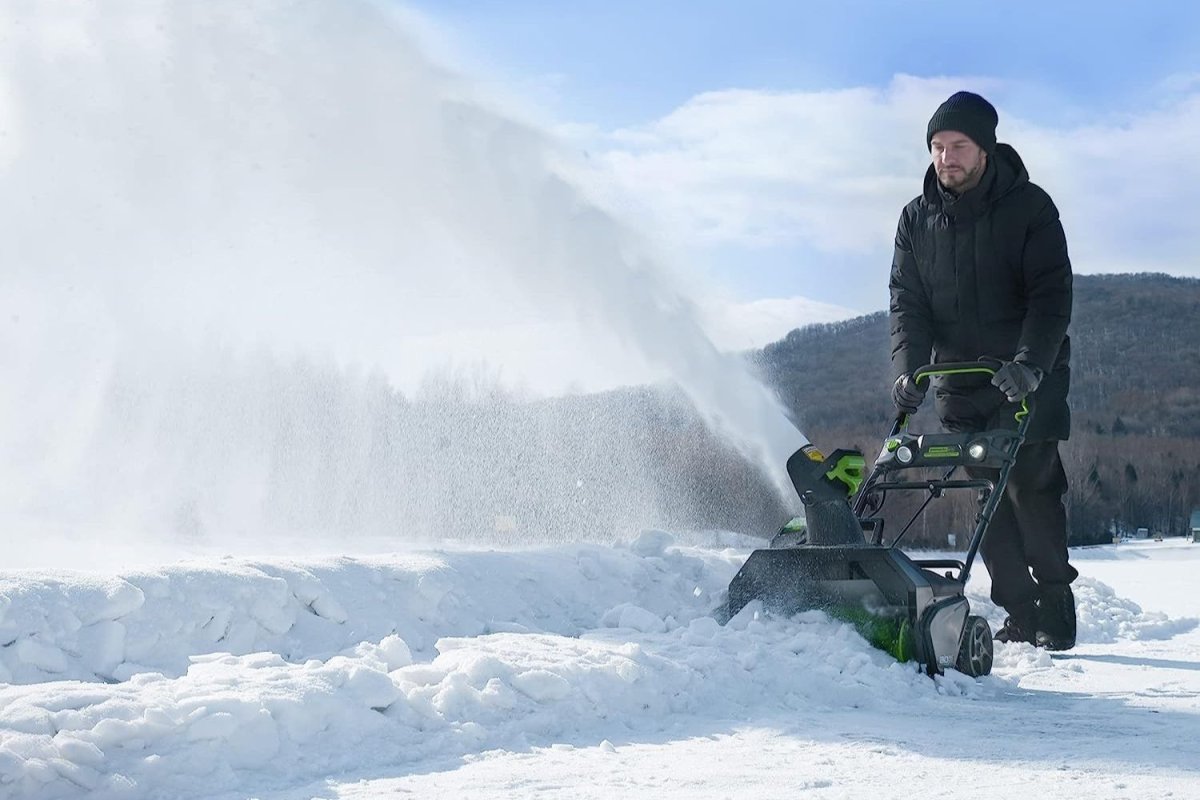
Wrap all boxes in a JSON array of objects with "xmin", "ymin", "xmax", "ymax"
[{"xmin": 0, "ymin": 0, "xmax": 805, "ymax": 555}]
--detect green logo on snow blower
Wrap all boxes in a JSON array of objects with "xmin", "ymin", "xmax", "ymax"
[
  {"xmin": 924, "ymin": 445, "xmax": 962, "ymax": 459},
  {"xmin": 825, "ymin": 452, "xmax": 866, "ymax": 497}
]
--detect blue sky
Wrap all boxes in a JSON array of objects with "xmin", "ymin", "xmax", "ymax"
[
  {"xmin": 406, "ymin": 1, "xmax": 1200, "ymax": 335},
  {"xmin": 417, "ymin": 1, "xmax": 1198, "ymax": 127}
]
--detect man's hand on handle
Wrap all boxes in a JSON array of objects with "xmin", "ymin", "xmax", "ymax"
[
  {"xmin": 991, "ymin": 361, "xmax": 1043, "ymax": 402},
  {"xmin": 892, "ymin": 373, "xmax": 927, "ymax": 415}
]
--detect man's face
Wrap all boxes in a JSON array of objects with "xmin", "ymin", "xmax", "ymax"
[{"xmin": 930, "ymin": 131, "xmax": 986, "ymax": 192}]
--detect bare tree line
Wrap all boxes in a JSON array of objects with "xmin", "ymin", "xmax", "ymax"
[{"xmin": 54, "ymin": 274, "xmax": 1198, "ymax": 549}]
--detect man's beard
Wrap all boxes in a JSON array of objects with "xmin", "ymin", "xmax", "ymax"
[{"xmin": 938, "ymin": 160, "xmax": 984, "ymax": 192}]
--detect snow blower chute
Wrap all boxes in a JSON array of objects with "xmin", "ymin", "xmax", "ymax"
[{"xmin": 718, "ymin": 360, "xmax": 1032, "ymax": 678}]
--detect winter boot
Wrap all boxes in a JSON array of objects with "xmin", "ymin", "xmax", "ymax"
[
  {"xmin": 1036, "ymin": 583, "xmax": 1077, "ymax": 651},
  {"xmin": 994, "ymin": 600, "xmax": 1038, "ymax": 645}
]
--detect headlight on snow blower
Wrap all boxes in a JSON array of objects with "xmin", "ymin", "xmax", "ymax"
[
  {"xmin": 896, "ymin": 445, "xmax": 914, "ymax": 464},
  {"xmin": 967, "ymin": 442, "xmax": 987, "ymax": 461}
]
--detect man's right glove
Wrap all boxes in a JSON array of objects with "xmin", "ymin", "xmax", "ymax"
[
  {"xmin": 892, "ymin": 373, "xmax": 927, "ymax": 415},
  {"xmin": 991, "ymin": 361, "xmax": 1043, "ymax": 403}
]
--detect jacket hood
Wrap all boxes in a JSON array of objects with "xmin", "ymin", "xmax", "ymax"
[{"xmin": 922, "ymin": 142, "xmax": 1029, "ymax": 210}]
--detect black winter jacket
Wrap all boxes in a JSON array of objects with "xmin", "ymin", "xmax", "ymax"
[{"xmin": 889, "ymin": 143, "xmax": 1072, "ymax": 441}]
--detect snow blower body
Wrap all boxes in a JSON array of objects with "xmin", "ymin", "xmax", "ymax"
[{"xmin": 719, "ymin": 360, "xmax": 1031, "ymax": 677}]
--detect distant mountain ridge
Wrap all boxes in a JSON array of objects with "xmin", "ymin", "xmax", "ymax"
[{"xmin": 754, "ymin": 273, "xmax": 1200, "ymax": 437}]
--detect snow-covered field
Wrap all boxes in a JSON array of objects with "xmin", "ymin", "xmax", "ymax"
[{"xmin": 1, "ymin": 534, "xmax": 1197, "ymax": 800}]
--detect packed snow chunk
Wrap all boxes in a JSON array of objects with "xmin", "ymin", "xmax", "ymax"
[
  {"xmin": 307, "ymin": 592, "xmax": 349, "ymax": 625},
  {"xmin": 724, "ymin": 600, "xmax": 765, "ymax": 631},
  {"xmin": 187, "ymin": 710, "xmax": 241, "ymax": 740},
  {"xmin": 49, "ymin": 757, "xmax": 102, "ymax": 791},
  {"xmin": 934, "ymin": 667, "xmax": 985, "ymax": 697},
  {"xmin": 630, "ymin": 529, "xmax": 675, "ymax": 557},
  {"xmin": 1074, "ymin": 576, "xmax": 1198, "ymax": 643},
  {"xmin": 107, "ymin": 564, "xmax": 301, "ymax": 678},
  {"xmin": 88, "ymin": 715, "xmax": 146, "ymax": 749},
  {"xmin": 600, "ymin": 603, "xmax": 667, "ymax": 633},
  {"xmin": 416, "ymin": 568, "xmax": 456, "ymax": 605},
  {"xmin": 51, "ymin": 733, "xmax": 105, "ymax": 767},
  {"xmin": 377, "ymin": 634, "xmax": 414, "ymax": 671},
  {"xmin": 0, "ymin": 744, "xmax": 25, "ymax": 782},
  {"xmin": 249, "ymin": 592, "xmax": 295, "ymax": 636},
  {"xmin": 459, "ymin": 654, "xmax": 514, "ymax": 688},
  {"xmin": 426, "ymin": 671, "xmax": 485, "ymax": 719},
  {"xmin": 682, "ymin": 616, "xmax": 722, "ymax": 644},
  {"xmin": 511, "ymin": 669, "xmax": 572, "ymax": 702},
  {"xmin": 14, "ymin": 638, "xmax": 69, "ymax": 674},
  {"xmin": 110, "ymin": 661, "xmax": 165, "ymax": 683},
  {"xmin": 225, "ymin": 708, "xmax": 282, "ymax": 769},
  {"xmin": 278, "ymin": 569, "xmax": 350, "ymax": 624},
  {"xmin": 81, "ymin": 580, "xmax": 146, "ymax": 626},
  {"xmin": 478, "ymin": 677, "xmax": 519, "ymax": 710},
  {"xmin": 82, "ymin": 648, "xmax": 393, "ymax": 780},
  {"xmin": 323, "ymin": 658, "xmax": 403, "ymax": 710},
  {"xmin": 76, "ymin": 620, "xmax": 126, "ymax": 679},
  {"xmin": 454, "ymin": 720, "xmax": 489, "ymax": 747},
  {"xmin": 394, "ymin": 675, "xmax": 495, "ymax": 729},
  {"xmin": 343, "ymin": 635, "xmax": 413, "ymax": 672},
  {"xmin": 199, "ymin": 607, "xmax": 233, "ymax": 644},
  {"xmin": 0, "ymin": 574, "xmax": 144, "ymax": 632},
  {"xmin": 395, "ymin": 662, "xmax": 448, "ymax": 688},
  {"xmin": 185, "ymin": 705, "xmax": 280, "ymax": 767},
  {"xmin": 992, "ymin": 640, "xmax": 1054, "ymax": 674}
]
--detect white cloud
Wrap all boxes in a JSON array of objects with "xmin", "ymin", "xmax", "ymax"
[
  {"xmin": 1005, "ymin": 94, "xmax": 1200, "ymax": 274},
  {"xmin": 580, "ymin": 75, "xmax": 1200, "ymax": 279},
  {"xmin": 584, "ymin": 76, "xmax": 997, "ymax": 254}
]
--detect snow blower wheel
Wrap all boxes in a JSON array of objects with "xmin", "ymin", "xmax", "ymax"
[{"xmin": 955, "ymin": 615, "xmax": 993, "ymax": 677}]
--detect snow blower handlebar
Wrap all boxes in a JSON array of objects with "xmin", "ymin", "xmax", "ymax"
[
  {"xmin": 912, "ymin": 358, "xmax": 1003, "ymax": 385},
  {"xmin": 894, "ymin": 359, "xmax": 1031, "ymax": 431},
  {"xmin": 875, "ymin": 359, "xmax": 1034, "ymax": 586}
]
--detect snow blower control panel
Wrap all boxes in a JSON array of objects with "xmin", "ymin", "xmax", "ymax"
[{"xmin": 875, "ymin": 429, "xmax": 1020, "ymax": 471}]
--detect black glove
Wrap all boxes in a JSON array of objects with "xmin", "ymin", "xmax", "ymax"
[
  {"xmin": 892, "ymin": 373, "xmax": 927, "ymax": 415},
  {"xmin": 991, "ymin": 361, "xmax": 1043, "ymax": 402}
]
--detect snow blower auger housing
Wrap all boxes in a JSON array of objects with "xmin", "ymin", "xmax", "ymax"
[{"xmin": 719, "ymin": 360, "xmax": 1031, "ymax": 678}]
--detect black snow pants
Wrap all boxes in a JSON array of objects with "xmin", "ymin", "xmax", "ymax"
[{"xmin": 966, "ymin": 440, "xmax": 1078, "ymax": 610}]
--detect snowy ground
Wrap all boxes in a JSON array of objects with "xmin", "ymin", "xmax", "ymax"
[{"xmin": 1, "ymin": 534, "xmax": 1197, "ymax": 800}]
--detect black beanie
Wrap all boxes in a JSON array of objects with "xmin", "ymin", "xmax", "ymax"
[{"xmin": 926, "ymin": 91, "xmax": 998, "ymax": 153}]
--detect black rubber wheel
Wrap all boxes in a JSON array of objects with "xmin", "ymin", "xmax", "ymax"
[{"xmin": 956, "ymin": 615, "xmax": 994, "ymax": 677}]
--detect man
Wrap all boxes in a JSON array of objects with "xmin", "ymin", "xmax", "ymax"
[{"xmin": 888, "ymin": 91, "xmax": 1077, "ymax": 649}]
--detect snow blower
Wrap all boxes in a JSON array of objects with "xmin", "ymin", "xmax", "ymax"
[{"xmin": 718, "ymin": 360, "xmax": 1031, "ymax": 678}]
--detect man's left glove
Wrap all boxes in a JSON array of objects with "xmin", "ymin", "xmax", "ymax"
[{"xmin": 991, "ymin": 361, "xmax": 1043, "ymax": 402}]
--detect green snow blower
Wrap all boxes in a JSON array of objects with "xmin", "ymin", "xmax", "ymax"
[{"xmin": 717, "ymin": 360, "xmax": 1032, "ymax": 678}]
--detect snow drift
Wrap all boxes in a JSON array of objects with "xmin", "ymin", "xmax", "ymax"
[{"xmin": 1, "ymin": 536, "xmax": 1196, "ymax": 799}]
